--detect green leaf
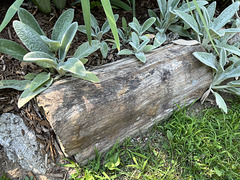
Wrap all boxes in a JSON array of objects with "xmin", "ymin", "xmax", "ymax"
[
  {"xmin": 100, "ymin": 41, "xmax": 108, "ymax": 58},
  {"xmin": 73, "ymin": 40, "xmax": 100, "ymax": 59},
  {"xmin": 13, "ymin": 21, "xmax": 53, "ymax": 55},
  {"xmin": 138, "ymin": 38, "xmax": 150, "ymax": 52},
  {"xmin": 59, "ymin": 22, "xmax": 78, "ymax": 61},
  {"xmin": 153, "ymin": 32, "xmax": 166, "ymax": 47},
  {"xmin": 110, "ymin": 0, "xmax": 132, "ymax": 11},
  {"xmin": 212, "ymin": 91, "xmax": 227, "ymax": 114},
  {"xmin": 193, "ymin": 52, "xmax": 218, "ymax": 71},
  {"xmin": 72, "ymin": 71, "xmax": 100, "ymax": 83},
  {"xmin": 18, "ymin": 8, "xmax": 44, "ymax": 35},
  {"xmin": 90, "ymin": 13, "xmax": 99, "ymax": 29},
  {"xmin": 216, "ymin": 44, "xmax": 240, "ymax": 57},
  {"xmin": 142, "ymin": 45, "xmax": 155, "ymax": 53},
  {"xmin": 101, "ymin": 14, "xmax": 119, "ymax": 34},
  {"xmin": 18, "ymin": 78, "xmax": 53, "ymax": 108},
  {"xmin": 157, "ymin": 0, "xmax": 167, "ymax": 18},
  {"xmin": 129, "ymin": 22, "xmax": 140, "ymax": 35},
  {"xmin": 212, "ymin": 2, "xmax": 240, "ymax": 31},
  {"xmin": 192, "ymin": 0, "xmax": 219, "ymax": 55},
  {"xmin": 118, "ymin": 49, "xmax": 133, "ymax": 55},
  {"xmin": 80, "ymin": 58, "xmax": 88, "ymax": 64},
  {"xmin": 78, "ymin": 25, "xmax": 95, "ymax": 37},
  {"xmin": 23, "ymin": 51, "xmax": 58, "ymax": 69},
  {"xmin": 178, "ymin": 1, "xmax": 208, "ymax": 13},
  {"xmin": 0, "ymin": 0, "xmax": 24, "ymax": 32},
  {"xmin": 59, "ymin": 57, "xmax": 86, "ymax": 77},
  {"xmin": 122, "ymin": 17, "xmax": 127, "ymax": 30},
  {"xmin": 28, "ymin": 72, "xmax": 50, "ymax": 91},
  {"xmin": 101, "ymin": 0, "xmax": 120, "ymax": 50},
  {"xmin": 81, "ymin": 0, "xmax": 92, "ymax": 44},
  {"xmin": 32, "ymin": 0, "xmax": 51, "ymax": 14},
  {"xmin": 0, "ymin": 39, "xmax": 28, "ymax": 61},
  {"xmin": 40, "ymin": 36, "xmax": 60, "ymax": 52},
  {"xmin": 96, "ymin": 31, "xmax": 103, "ymax": 41},
  {"xmin": 131, "ymin": 32, "xmax": 139, "ymax": 48},
  {"xmin": 52, "ymin": 9, "xmax": 74, "ymax": 41},
  {"xmin": 227, "ymin": 81, "xmax": 240, "ymax": 87},
  {"xmin": 175, "ymin": 10, "xmax": 200, "ymax": 35},
  {"xmin": 209, "ymin": 28, "xmax": 224, "ymax": 39},
  {"xmin": 167, "ymin": 130, "xmax": 173, "ymax": 141},
  {"xmin": 141, "ymin": 17, "xmax": 156, "ymax": 35},
  {"xmin": 207, "ymin": 1, "xmax": 216, "ymax": 21},
  {"xmin": 0, "ymin": 79, "xmax": 30, "ymax": 91},
  {"xmin": 105, "ymin": 153, "xmax": 120, "ymax": 170},
  {"xmin": 53, "ymin": 0, "xmax": 66, "ymax": 10},
  {"xmin": 219, "ymin": 49, "xmax": 226, "ymax": 72},
  {"xmin": 168, "ymin": 25, "xmax": 191, "ymax": 37},
  {"xmin": 135, "ymin": 52, "xmax": 146, "ymax": 63},
  {"xmin": 24, "ymin": 73, "xmax": 37, "ymax": 80}
]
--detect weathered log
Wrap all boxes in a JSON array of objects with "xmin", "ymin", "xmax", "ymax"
[{"xmin": 37, "ymin": 44, "xmax": 212, "ymax": 163}]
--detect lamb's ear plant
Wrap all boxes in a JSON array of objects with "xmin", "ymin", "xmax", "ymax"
[
  {"xmin": 118, "ymin": 32, "xmax": 156, "ymax": 63},
  {"xmin": 118, "ymin": 17, "xmax": 132, "ymax": 45},
  {"xmin": 0, "ymin": 8, "xmax": 100, "ymax": 108},
  {"xmin": 128, "ymin": 17, "xmax": 165, "ymax": 48},
  {"xmin": 80, "ymin": 0, "xmax": 120, "ymax": 51},
  {"xmin": 193, "ymin": 47, "xmax": 240, "ymax": 114},
  {"xmin": 174, "ymin": 1, "xmax": 240, "ymax": 50},
  {"xmin": 78, "ymin": 13, "xmax": 119, "ymax": 58},
  {"xmin": 148, "ymin": 0, "xmax": 208, "ymax": 45}
]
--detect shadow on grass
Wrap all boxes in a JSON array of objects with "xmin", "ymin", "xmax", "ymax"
[{"xmin": 64, "ymin": 96, "xmax": 240, "ymax": 180}]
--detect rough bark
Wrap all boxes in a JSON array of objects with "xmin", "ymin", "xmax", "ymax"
[{"xmin": 37, "ymin": 44, "xmax": 213, "ymax": 163}]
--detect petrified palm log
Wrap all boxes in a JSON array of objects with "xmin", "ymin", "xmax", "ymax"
[{"xmin": 37, "ymin": 44, "xmax": 212, "ymax": 163}]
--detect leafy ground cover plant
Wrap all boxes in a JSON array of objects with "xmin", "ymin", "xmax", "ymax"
[
  {"xmin": 80, "ymin": 0, "xmax": 120, "ymax": 52},
  {"xmin": 78, "ymin": 13, "xmax": 119, "ymax": 58},
  {"xmin": 0, "ymin": 8, "xmax": 100, "ymax": 108},
  {"xmin": 117, "ymin": 17, "xmax": 132, "ymax": 45},
  {"xmin": 193, "ymin": 47, "xmax": 240, "ymax": 113},
  {"xmin": 118, "ymin": 32, "xmax": 156, "ymax": 63},
  {"xmin": 174, "ymin": 1, "xmax": 240, "ymax": 50},
  {"xmin": 148, "ymin": 0, "xmax": 208, "ymax": 45},
  {"xmin": 64, "ymin": 99, "xmax": 240, "ymax": 179},
  {"xmin": 174, "ymin": 0, "xmax": 240, "ymax": 113},
  {"xmin": 117, "ymin": 17, "xmax": 157, "ymax": 63}
]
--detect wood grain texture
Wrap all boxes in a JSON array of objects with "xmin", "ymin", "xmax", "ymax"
[{"xmin": 37, "ymin": 44, "xmax": 213, "ymax": 163}]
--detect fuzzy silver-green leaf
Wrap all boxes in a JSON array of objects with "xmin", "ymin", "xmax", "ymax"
[
  {"xmin": 52, "ymin": 9, "xmax": 74, "ymax": 41},
  {"xmin": 13, "ymin": 21, "xmax": 53, "ymax": 55},
  {"xmin": 18, "ymin": 8, "xmax": 44, "ymax": 35},
  {"xmin": 0, "ymin": 39, "xmax": 28, "ymax": 61}
]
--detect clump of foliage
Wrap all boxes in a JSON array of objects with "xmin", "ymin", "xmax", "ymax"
[
  {"xmin": 78, "ymin": 13, "xmax": 119, "ymax": 58},
  {"xmin": 175, "ymin": 1, "xmax": 240, "ymax": 50},
  {"xmin": 118, "ymin": 32, "xmax": 156, "ymax": 63},
  {"xmin": 177, "ymin": 1, "xmax": 240, "ymax": 113},
  {"xmin": 117, "ymin": 17, "xmax": 157, "ymax": 63},
  {"xmin": 148, "ymin": 0, "xmax": 208, "ymax": 44},
  {"xmin": 0, "ymin": 8, "xmax": 100, "ymax": 108}
]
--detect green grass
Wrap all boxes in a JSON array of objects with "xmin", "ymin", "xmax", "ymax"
[{"xmin": 65, "ymin": 98, "xmax": 240, "ymax": 180}]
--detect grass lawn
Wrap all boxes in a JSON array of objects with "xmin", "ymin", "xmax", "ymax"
[{"xmin": 65, "ymin": 97, "xmax": 240, "ymax": 179}]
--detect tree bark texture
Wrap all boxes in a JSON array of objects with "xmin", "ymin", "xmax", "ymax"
[{"xmin": 37, "ymin": 44, "xmax": 213, "ymax": 163}]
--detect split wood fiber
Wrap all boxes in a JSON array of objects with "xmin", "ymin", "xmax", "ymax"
[{"xmin": 37, "ymin": 44, "xmax": 212, "ymax": 163}]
